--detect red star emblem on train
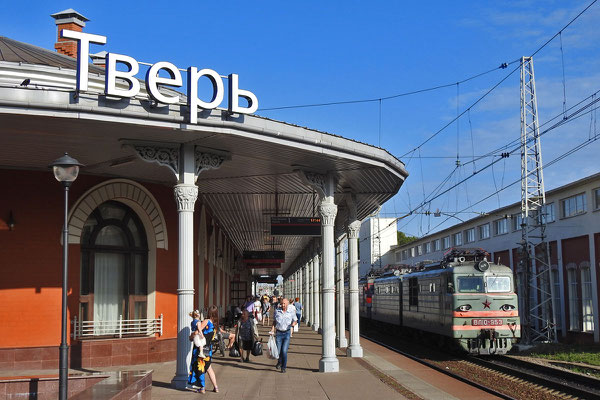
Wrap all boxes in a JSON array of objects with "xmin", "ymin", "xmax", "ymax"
[{"xmin": 482, "ymin": 299, "xmax": 491, "ymax": 309}]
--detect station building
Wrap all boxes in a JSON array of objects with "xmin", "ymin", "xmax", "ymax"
[
  {"xmin": 0, "ymin": 10, "xmax": 408, "ymax": 381},
  {"xmin": 390, "ymin": 172, "xmax": 600, "ymax": 344}
]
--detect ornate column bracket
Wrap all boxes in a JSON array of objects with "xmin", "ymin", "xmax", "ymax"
[
  {"xmin": 297, "ymin": 170, "xmax": 327, "ymax": 198},
  {"xmin": 131, "ymin": 144, "xmax": 180, "ymax": 176},
  {"xmin": 174, "ymin": 184, "xmax": 199, "ymax": 212},
  {"xmin": 195, "ymin": 149, "xmax": 226, "ymax": 176}
]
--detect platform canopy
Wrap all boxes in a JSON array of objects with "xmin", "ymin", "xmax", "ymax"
[{"xmin": 0, "ymin": 36, "xmax": 408, "ymax": 278}]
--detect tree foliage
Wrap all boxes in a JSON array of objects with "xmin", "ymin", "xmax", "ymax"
[{"xmin": 397, "ymin": 231, "xmax": 418, "ymax": 246}]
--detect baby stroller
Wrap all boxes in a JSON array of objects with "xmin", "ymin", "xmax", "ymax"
[{"xmin": 211, "ymin": 329, "xmax": 226, "ymax": 357}]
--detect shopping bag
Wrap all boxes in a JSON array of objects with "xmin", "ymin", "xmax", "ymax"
[
  {"xmin": 256, "ymin": 312, "xmax": 263, "ymax": 322},
  {"xmin": 293, "ymin": 324, "xmax": 299, "ymax": 332},
  {"xmin": 267, "ymin": 334, "xmax": 279, "ymax": 359},
  {"xmin": 251, "ymin": 340, "xmax": 263, "ymax": 356}
]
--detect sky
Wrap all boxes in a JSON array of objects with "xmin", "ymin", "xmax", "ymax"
[{"xmin": 2, "ymin": 0, "xmax": 599, "ymax": 238}]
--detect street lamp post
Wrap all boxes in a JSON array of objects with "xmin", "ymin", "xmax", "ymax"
[{"xmin": 49, "ymin": 153, "xmax": 83, "ymax": 400}]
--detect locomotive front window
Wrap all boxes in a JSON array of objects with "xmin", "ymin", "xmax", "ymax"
[
  {"xmin": 486, "ymin": 276, "xmax": 511, "ymax": 292},
  {"xmin": 457, "ymin": 276, "xmax": 484, "ymax": 293}
]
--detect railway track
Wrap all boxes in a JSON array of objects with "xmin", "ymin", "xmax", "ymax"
[
  {"xmin": 468, "ymin": 355, "xmax": 600, "ymax": 400},
  {"xmin": 361, "ymin": 332, "xmax": 600, "ymax": 399},
  {"xmin": 360, "ymin": 333, "xmax": 514, "ymax": 400}
]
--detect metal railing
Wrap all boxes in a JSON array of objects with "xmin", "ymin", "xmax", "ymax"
[{"xmin": 72, "ymin": 314, "xmax": 163, "ymax": 340}]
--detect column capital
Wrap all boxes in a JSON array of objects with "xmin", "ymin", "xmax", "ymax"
[
  {"xmin": 347, "ymin": 220, "xmax": 361, "ymax": 239},
  {"xmin": 174, "ymin": 184, "xmax": 198, "ymax": 212},
  {"xmin": 319, "ymin": 202, "xmax": 338, "ymax": 226}
]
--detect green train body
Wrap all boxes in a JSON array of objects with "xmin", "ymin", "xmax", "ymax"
[{"xmin": 352, "ymin": 248, "xmax": 520, "ymax": 355}]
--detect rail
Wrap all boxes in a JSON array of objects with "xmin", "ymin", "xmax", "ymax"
[{"xmin": 72, "ymin": 314, "xmax": 163, "ymax": 340}]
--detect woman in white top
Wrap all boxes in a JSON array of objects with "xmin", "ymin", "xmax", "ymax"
[{"xmin": 253, "ymin": 296, "xmax": 262, "ymax": 320}]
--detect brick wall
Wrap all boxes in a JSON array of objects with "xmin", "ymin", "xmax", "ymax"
[{"xmin": 54, "ymin": 23, "xmax": 82, "ymax": 58}]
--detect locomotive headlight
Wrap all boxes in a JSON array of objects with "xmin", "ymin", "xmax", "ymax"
[
  {"xmin": 477, "ymin": 260, "xmax": 490, "ymax": 271},
  {"xmin": 458, "ymin": 304, "xmax": 472, "ymax": 312},
  {"xmin": 500, "ymin": 304, "xmax": 515, "ymax": 311}
]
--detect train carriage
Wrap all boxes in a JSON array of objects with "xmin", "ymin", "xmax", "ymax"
[
  {"xmin": 355, "ymin": 248, "xmax": 520, "ymax": 355},
  {"xmin": 372, "ymin": 272, "xmax": 402, "ymax": 326}
]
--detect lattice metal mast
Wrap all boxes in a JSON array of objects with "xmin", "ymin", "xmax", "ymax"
[{"xmin": 519, "ymin": 56, "xmax": 557, "ymax": 344}]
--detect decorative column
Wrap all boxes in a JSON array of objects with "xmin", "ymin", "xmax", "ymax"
[
  {"xmin": 298, "ymin": 268, "xmax": 303, "ymax": 319},
  {"xmin": 336, "ymin": 234, "xmax": 348, "ymax": 348},
  {"xmin": 312, "ymin": 252, "xmax": 320, "ymax": 332},
  {"xmin": 304, "ymin": 261, "xmax": 311, "ymax": 326},
  {"xmin": 172, "ymin": 183, "xmax": 198, "ymax": 387},
  {"xmin": 319, "ymin": 187, "xmax": 338, "ymax": 372},
  {"xmin": 294, "ymin": 271, "xmax": 298, "ymax": 299},
  {"xmin": 346, "ymin": 219, "xmax": 363, "ymax": 357}
]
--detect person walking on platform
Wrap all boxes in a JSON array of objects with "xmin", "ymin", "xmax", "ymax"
[
  {"xmin": 293, "ymin": 297, "xmax": 303, "ymax": 324},
  {"xmin": 236, "ymin": 309, "xmax": 259, "ymax": 362},
  {"xmin": 242, "ymin": 295, "xmax": 255, "ymax": 319},
  {"xmin": 261, "ymin": 296, "xmax": 271, "ymax": 326},
  {"xmin": 287, "ymin": 299, "xmax": 296, "ymax": 338},
  {"xmin": 253, "ymin": 296, "xmax": 262, "ymax": 321},
  {"xmin": 269, "ymin": 298, "xmax": 297, "ymax": 373},
  {"xmin": 188, "ymin": 306, "xmax": 219, "ymax": 393}
]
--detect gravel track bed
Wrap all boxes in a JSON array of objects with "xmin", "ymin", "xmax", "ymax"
[{"xmin": 361, "ymin": 324, "xmax": 578, "ymax": 400}]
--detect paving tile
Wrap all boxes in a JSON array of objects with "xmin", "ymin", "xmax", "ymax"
[{"xmin": 1, "ymin": 325, "xmax": 504, "ymax": 399}]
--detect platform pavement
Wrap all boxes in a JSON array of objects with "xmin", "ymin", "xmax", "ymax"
[
  {"xmin": 103, "ymin": 323, "xmax": 498, "ymax": 399},
  {"xmin": 2, "ymin": 323, "xmax": 500, "ymax": 399}
]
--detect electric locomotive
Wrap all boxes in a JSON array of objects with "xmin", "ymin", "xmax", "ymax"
[{"xmin": 357, "ymin": 248, "xmax": 520, "ymax": 355}]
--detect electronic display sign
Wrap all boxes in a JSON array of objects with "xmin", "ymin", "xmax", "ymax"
[{"xmin": 270, "ymin": 217, "xmax": 321, "ymax": 236}]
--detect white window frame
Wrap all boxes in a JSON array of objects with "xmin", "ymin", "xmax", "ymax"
[
  {"xmin": 417, "ymin": 244, "xmax": 423, "ymax": 256},
  {"xmin": 512, "ymin": 213, "xmax": 522, "ymax": 231},
  {"xmin": 542, "ymin": 203, "xmax": 556, "ymax": 224},
  {"xmin": 561, "ymin": 192, "xmax": 587, "ymax": 218},
  {"xmin": 465, "ymin": 228, "xmax": 475, "ymax": 243},
  {"xmin": 594, "ymin": 188, "xmax": 600, "ymax": 210},
  {"xmin": 478, "ymin": 223, "xmax": 490, "ymax": 240},
  {"xmin": 567, "ymin": 263, "xmax": 580, "ymax": 331},
  {"xmin": 581, "ymin": 262, "xmax": 594, "ymax": 332},
  {"xmin": 494, "ymin": 219, "xmax": 508, "ymax": 236},
  {"xmin": 433, "ymin": 239, "xmax": 441, "ymax": 251},
  {"xmin": 442, "ymin": 236, "xmax": 451, "ymax": 249},
  {"xmin": 425, "ymin": 242, "xmax": 431, "ymax": 253},
  {"xmin": 551, "ymin": 266, "xmax": 562, "ymax": 330},
  {"xmin": 453, "ymin": 232, "xmax": 462, "ymax": 246}
]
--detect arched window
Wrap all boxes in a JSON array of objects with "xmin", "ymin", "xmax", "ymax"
[{"xmin": 79, "ymin": 201, "xmax": 148, "ymax": 331}]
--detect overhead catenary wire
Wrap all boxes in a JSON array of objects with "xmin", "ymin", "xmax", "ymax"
[
  {"xmin": 356, "ymin": 1, "xmax": 600, "ymax": 243},
  {"xmin": 423, "ymin": 133, "xmax": 600, "ymax": 236},
  {"xmin": 398, "ymin": 0, "xmax": 597, "ymax": 159},
  {"xmin": 359, "ymin": 90, "xmax": 600, "ymax": 242},
  {"xmin": 257, "ymin": 61, "xmax": 517, "ymax": 112}
]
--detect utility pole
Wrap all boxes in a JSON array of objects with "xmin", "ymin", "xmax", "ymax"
[{"xmin": 519, "ymin": 56, "xmax": 557, "ymax": 344}]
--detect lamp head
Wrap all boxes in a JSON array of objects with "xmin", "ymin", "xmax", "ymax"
[{"xmin": 49, "ymin": 153, "xmax": 84, "ymax": 185}]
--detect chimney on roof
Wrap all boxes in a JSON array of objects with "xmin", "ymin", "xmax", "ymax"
[
  {"xmin": 90, "ymin": 51, "xmax": 107, "ymax": 69},
  {"xmin": 51, "ymin": 9, "xmax": 89, "ymax": 58}
]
